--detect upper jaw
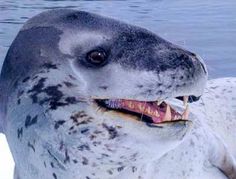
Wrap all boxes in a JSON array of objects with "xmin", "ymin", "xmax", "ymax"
[{"xmin": 93, "ymin": 95, "xmax": 199, "ymax": 126}]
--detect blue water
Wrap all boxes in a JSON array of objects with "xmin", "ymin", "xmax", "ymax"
[{"xmin": 0, "ymin": 0, "xmax": 236, "ymax": 78}]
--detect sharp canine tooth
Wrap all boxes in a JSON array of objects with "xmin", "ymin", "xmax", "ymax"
[
  {"xmin": 157, "ymin": 100, "xmax": 163, "ymax": 106},
  {"xmin": 183, "ymin": 96, "xmax": 189, "ymax": 106},
  {"xmin": 163, "ymin": 105, "xmax": 171, "ymax": 121},
  {"xmin": 182, "ymin": 105, "xmax": 189, "ymax": 119}
]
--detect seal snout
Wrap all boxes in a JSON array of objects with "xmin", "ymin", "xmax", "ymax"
[{"xmin": 150, "ymin": 45, "xmax": 208, "ymax": 98}]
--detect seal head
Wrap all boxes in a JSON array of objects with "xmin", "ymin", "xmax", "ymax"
[{"xmin": 0, "ymin": 9, "xmax": 207, "ymax": 179}]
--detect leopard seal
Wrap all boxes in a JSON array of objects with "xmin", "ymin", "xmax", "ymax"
[{"xmin": 0, "ymin": 9, "xmax": 235, "ymax": 179}]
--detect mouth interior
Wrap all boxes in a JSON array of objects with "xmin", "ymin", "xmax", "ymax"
[{"xmin": 95, "ymin": 96, "xmax": 196, "ymax": 125}]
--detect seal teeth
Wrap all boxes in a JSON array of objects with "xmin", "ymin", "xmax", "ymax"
[
  {"xmin": 182, "ymin": 105, "xmax": 189, "ymax": 120},
  {"xmin": 105, "ymin": 99, "xmax": 121, "ymax": 109},
  {"xmin": 174, "ymin": 115, "xmax": 182, "ymax": 120},
  {"xmin": 157, "ymin": 100, "xmax": 163, "ymax": 106},
  {"xmin": 183, "ymin": 96, "xmax": 189, "ymax": 107},
  {"xmin": 163, "ymin": 105, "xmax": 172, "ymax": 121}
]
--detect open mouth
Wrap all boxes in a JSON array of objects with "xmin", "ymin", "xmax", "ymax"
[{"xmin": 94, "ymin": 96, "xmax": 199, "ymax": 125}]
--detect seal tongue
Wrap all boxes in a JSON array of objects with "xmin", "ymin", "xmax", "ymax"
[{"xmin": 105, "ymin": 99, "xmax": 183, "ymax": 123}]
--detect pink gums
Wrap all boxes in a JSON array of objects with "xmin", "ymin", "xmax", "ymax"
[{"xmin": 117, "ymin": 99, "xmax": 181, "ymax": 123}]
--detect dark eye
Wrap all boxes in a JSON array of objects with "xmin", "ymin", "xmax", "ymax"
[{"xmin": 86, "ymin": 49, "xmax": 107, "ymax": 65}]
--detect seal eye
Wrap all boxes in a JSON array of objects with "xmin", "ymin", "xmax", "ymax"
[{"xmin": 86, "ymin": 49, "xmax": 107, "ymax": 65}]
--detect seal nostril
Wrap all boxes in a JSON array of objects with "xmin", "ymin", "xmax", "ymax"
[
  {"xmin": 200, "ymin": 62, "xmax": 207, "ymax": 74},
  {"xmin": 192, "ymin": 55, "xmax": 207, "ymax": 75}
]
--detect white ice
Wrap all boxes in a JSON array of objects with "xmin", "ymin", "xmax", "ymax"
[{"xmin": 0, "ymin": 134, "xmax": 14, "ymax": 179}]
